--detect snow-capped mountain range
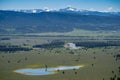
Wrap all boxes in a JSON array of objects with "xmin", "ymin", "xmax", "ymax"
[
  {"xmin": 2, "ymin": 7, "xmax": 120, "ymax": 16},
  {"xmin": 0, "ymin": 7, "xmax": 120, "ymax": 34}
]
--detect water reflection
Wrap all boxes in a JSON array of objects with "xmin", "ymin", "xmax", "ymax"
[{"xmin": 14, "ymin": 65, "xmax": 83, "ymax": 76}]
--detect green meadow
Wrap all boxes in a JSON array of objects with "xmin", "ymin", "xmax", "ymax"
[
  {"xmin": 0, "ymin": 32, "xmax": 120, "ymax": 80},
  {"xmin": 0, "ymin": 46, "xmax": 120, "ymax": 80}
]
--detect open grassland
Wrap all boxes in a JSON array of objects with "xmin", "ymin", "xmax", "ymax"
[
  {"xmin": 0, "ymin": 35, "xmax": 120, "ymax": 47},
  {"xmin": 25, "ymin": 29, "xmax": 120, "ymax": 39},
  {"xmin": 0, "ymin": 46, "xmax": 120, "ymax": 80}
]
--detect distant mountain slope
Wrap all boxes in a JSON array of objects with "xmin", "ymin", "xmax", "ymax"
[
  {"xmin": 0, "ymin": 10, "xmax": 120, "ymax": 34},
  {"xmin": 14, "ymin": 7, "xmax": 120, "ymax": 16}
]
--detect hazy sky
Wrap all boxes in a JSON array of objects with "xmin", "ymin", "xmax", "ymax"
[{"xmin": 0, "ymin": 0, "xmax": 120, "ymax": 11}]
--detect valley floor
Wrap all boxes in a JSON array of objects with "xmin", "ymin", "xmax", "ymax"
[{"xmin": 0, "ymin": 46, "xmax": 120, "ymax": 80}]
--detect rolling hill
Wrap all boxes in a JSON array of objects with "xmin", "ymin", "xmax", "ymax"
[{"xmin": 0, "ymin": 10, "xmax": 120, "ymax": 34}]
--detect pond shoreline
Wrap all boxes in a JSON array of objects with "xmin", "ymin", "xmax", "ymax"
[{"xmin": 14, "ymin": 65, "xmax": 84, "ymax": 76}]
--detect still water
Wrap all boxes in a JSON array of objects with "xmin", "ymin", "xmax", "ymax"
[{"xmin": 14, "ymin": 65, "xmax": 83, "ymax": 76}]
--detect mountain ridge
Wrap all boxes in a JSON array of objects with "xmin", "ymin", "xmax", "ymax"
[
  {"xmin": 1, "ymin": 7, "xmax": 120, "ymax": 16},
  {"xmin": 0, "ymin": 10, "xmax": 120, "ymax": 34}
]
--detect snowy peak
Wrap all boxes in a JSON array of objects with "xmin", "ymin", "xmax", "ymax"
[
  {"xmin": 59, "ymin": 7, "xmax": 90, "ymax": 12},
  {"xmin": 32, "ymin": 9, "xmax": 37, "ymax": 13},
  {"xmin": 17, "ymin": 8, "xmax": 54, "ymax": 13},
  {"xmin": 58, "ymin": 7, "xmax": 120, "ymax": 16},
  {"xmin": 64, "ymin": 7, "xmax": 77, "ymax": 11},
  {"xmin": 59, "ymin": 7, "xmax": 79, "ymax": 12},
  {"xmin": 43, "ymin": 8, "xmax": 54, "ymax": 12},
  {"xmin": 17, "ymin": 9, "xmax": 43, "ymax": 13},
  {"xmin": 8, "ymin": 7, "xmax": 120, "ymax": 16}
]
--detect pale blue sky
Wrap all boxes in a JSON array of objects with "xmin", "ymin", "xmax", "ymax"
[{"xmin": 0, "ymin": 0, "xmax": 120, "ymax": 11}]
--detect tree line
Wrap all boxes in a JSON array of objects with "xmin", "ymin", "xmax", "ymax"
[
  {"xmin": 0, "ymin": 45, "xmax": 32, "ymax": 52},
  {"xmin": 33, "ymin": 40, "xmax": 64, "ymax": 49},
  {"xmin": 74, "ymin": 41, "xmax": 120, "ymax": 48},
  {"xmin": 0, "ymin": 40, "xmax": 120, "ymax": 52}
]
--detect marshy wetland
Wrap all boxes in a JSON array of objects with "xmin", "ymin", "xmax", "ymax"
[{"xmin": 0, "ymin": 35, "xmax": 120, "ymax": 80}]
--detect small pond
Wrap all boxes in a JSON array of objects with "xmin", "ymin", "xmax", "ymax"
[{"xmin": 14, "ymin": 65, "xmax": 83, "ymax": 76}]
